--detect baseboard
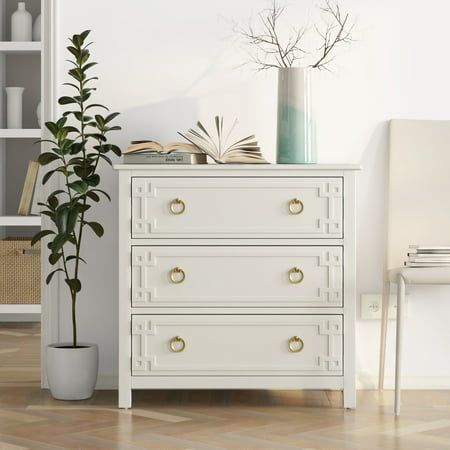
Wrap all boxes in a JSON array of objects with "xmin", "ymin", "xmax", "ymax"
[
  {"xmin": 95, "ymin": 374, "xmax": 450, "ymax": 391},
  {"xmin": 358, "ymin": 375, "xmax": 450, "ymax": 390}
]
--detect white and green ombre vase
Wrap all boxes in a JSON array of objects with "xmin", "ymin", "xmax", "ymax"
[{"xmin": 276, "ymin": 67, "xmax": 317, "ymax": 164}]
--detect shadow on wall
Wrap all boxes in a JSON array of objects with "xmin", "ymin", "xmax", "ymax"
[
  {"xmin": 62, "ymin": 97, "xmax": 200, "ymax": 376},
  {"xmin": 119, "ymin": 98, "xmax": 199, "ymax": 144},
  {"xmin": 355, "ymin": 121, "xmax": 389, "ymax": 387}
]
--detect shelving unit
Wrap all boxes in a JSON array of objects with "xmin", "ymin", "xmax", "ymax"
[
  {"xmin": 0, "ymin": 215, "xmax": 41, "ymax": 226},
  {"xmin": 0, "ymin": 129, "xmax": 41, "ymax": 138},
  {"xmin": 0, "ymin": 41, "xmax": 41, "ymax": 53},
  {"xmin": 0, "ymin": 304, "xmax": 41, "ymax": 314},
  {"xmin": 0, "ymin": 0, "xmax": 44, "ymax": 318}
]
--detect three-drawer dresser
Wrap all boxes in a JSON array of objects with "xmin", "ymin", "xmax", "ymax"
[{"xmin": 114, "ymin": 164, "xmax": 359, "ymax": 409}]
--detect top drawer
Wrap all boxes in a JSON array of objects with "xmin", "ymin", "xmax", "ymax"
[{"xmin": 131, "ymin": 177, "xmax": 343, "ymax": 239}]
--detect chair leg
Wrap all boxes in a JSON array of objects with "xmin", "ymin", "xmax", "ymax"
[
  {"xmin": 378, "ymin": 279, "xmax": 390, "ymax": 390},
  {"xmin": 394, "ymin": 274, "xmax": 405, "ymax": 416}
]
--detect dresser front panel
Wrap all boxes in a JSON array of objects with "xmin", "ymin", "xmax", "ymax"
[
  {"xmin": 131, "ymin": 315, "xmax": 343, "ymax": 376},
  {"xmin": 131, "ymin": 177, "xmax": 343, "ymax": 239},
  {"xmin": 131, "ymin": 246, "xmax": 343, "ymax": 308}
]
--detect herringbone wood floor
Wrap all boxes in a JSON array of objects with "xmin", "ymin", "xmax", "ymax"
[{"xmin": 1, "ymin": 324, "xmax": 450, "ymax": 449}]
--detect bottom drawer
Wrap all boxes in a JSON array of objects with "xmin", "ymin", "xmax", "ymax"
[{"xmin": 131, "ymin": 315, "xmax": 343, "ymax": 376}]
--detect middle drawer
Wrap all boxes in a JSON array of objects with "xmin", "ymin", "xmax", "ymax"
[{"xmin": 131, "ymin": 246, "xmax": 343, "ymax": 308}]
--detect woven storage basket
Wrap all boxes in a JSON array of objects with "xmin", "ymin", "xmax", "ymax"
[{"xmin": 0, "ymin": 238, "xmax": 40, "ymax": 304}]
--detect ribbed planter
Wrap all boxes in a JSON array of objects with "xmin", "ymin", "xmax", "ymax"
[{"xmin": 47, "ymin": 343, "xmax": 98, "ymax": 400}]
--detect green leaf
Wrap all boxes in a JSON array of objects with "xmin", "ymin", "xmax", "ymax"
[
  {"xmin": 83, "ymin": 62, "xmax": 97, "ymax": 71},
  {"xmin": 66, "ymin": 209, "xmax": 79, "ymax": 233},
  {"xmin": 79, "ymin": 30, "xmax": 91, "ymax": 41},
  {"xmin": 31, "ymin": 229, "xmax": 55, "ymax": 246},
  {"xmin": 66, "ymin": 255, "xmax": 87, "ymax": 264},
  {"xmin": 86, "ymin": 191, "xmax": 100, "ymax": 202},
  {"xmin": 92, "ymin": 189, "xmax": 111, "ymax": 201},
  {"xmin": 110, "ymin": 145, "xmax": 122, "ymax": 156},
  {"xmin": 68, "ymin": 180, "xmax": 88, "ymax": 194},
  {"xmin": 65, "ymin": 278, "xmax": 82, "ymax": 293},
  {"xmin": 38, "ymin": 152, "xmax": 60, "ymax": 166},
  {"xmin": 74, "ymin": 203, "xmax": 91, "ymax": 213},
  {"xmin": 85, "ymin": 221, "xmax": 104, "ymax": 237},
  {"xmin": 48, "ymin": 195, "xmax": 59, "ymax": 210},
  {"xmin": 104, "ymin": 112, "xmax": 120, "ymax": 123},
  {"xmin": 49, "ymin": 252, "xmax": 62, "ymax": 265},
  {"xmin": 58, "ymin": 96, "xmax": 78, "ymax": 105},
  {"xmin": 45, "ymin": 121, "xmax": 59, "ymax": 137},
  {"xmin": 42, "ymin": 170, "xmax": 56, "ymax": 185},
  {"xmin": 86, "ymin": 174, "xmax": 100, "ymax": 187},
  {"xmin": 85, "ymin": 103, "xmax": 108, "ymax": 111},
  {"xmin": 46, "ymin": 268, "xmax": 64, "ymax": 285},
  {"xmin": 55, "ymin": 208, "xmax": 69, "ymax": 233},
  {"xmin": 51, "ymin": 233, "xmax": 71, "ymax": 253}
]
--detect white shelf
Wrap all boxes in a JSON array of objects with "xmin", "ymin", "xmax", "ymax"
[
  {"xmin": 0, "ymin": 215, "xmax": 41, "ymax": 226},
  {"xmin": 0, "ymin": 41, "xmax": 41, "ymax": 54},
  {"xmin": 0, "ymin": 304, "xmax": 41, "ymax": 314},
  {"xmin": 0, "ymin": 129, "xmax": 41, "ymax": 139}
]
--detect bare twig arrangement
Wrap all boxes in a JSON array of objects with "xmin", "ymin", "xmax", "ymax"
[{"xmin": 236, "ymin": 0, "xmax": 355, "ymax": 71}]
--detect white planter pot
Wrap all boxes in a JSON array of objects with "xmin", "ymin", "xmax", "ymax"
[
  {"xmin": 276, "ymin": 67, "xmax": 317, "ymax": 164},
  {"xmin": 47, "ymin": 343, "xmax": 98, "ymax": 400},
  {"xmin": 11, "ymin": 2, "xmax": 32, "ymax": 42},
  {"xmin": 5, "ymin": 87, "xmax": 24, "ymax": 129}
]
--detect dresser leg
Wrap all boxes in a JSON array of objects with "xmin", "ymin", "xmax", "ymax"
[
  {"xmin": 343, "ymin": 387, "xmax": 356, "ymax": 409},
  {"xmin": 119, "ymin": 388, "xmax": 132, "ymax": 409}
]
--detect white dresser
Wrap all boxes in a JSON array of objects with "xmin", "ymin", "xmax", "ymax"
[{"xmin": 115, "ymin": 164, "xmax": 358, "ymax": 409}]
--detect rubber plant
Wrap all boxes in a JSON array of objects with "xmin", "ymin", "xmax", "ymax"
[{"xmin": 32, "ymin": 30, "xmax": 121, "ymax": 348}]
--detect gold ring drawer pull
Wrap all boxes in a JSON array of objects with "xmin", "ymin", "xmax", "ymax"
[
  {"xmin": 288, "ymin": 336, "xmax": 304, "ymax": 353},
  {"xmin": 169, "ymin": 198, "xmax": 185, "ymax": 215},
  {"xmin": 288, "ymin": 198, "xmax": 304, "ymax": 215},
  {"xmin": 170, "ymin": 267, "xmax": 186, "ymax": 284},
  {"xmin": 170, "ymin": 336, "xmax": 186, "ymax": 353},
  {"xmin": 288, "ymin": 267, "xmax": 304, "ymax": 284}
]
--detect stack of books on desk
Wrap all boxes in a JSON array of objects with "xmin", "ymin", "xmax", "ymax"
[
  {"xmin": 405, "ymin": 245, "xmax": 450, "ymax": 267},
  {"xmin": 123, "ymin": 140, "xmax": 207, "ymax": 164}
]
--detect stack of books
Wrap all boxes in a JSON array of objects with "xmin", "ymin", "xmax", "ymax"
[
  {"xmin": 405, "ymin": 245, "xmax": 450, "ymax": 267},
  {"xmin": 123, "ymin": 141, "xmax": 207, "ymax": 165}
]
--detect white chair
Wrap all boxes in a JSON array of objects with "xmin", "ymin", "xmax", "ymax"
[{"xmin": 378, "ymin": 119, "xmax": 450, "ymax": 416}]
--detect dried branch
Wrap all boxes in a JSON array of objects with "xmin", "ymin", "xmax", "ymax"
[
  {"xmin": 311, "ymin": 0, "xmax": 355, "ymax": 70},
  {"xmin": 236, "ymin": 0, "xmax": 355, "ymax": 72},
  {"xmin": 236, "ymin": 0, "xmax": 307, "ymax": 71}
]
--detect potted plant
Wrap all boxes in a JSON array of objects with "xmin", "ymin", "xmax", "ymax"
[
  {"xmin": 32, "ymin": 30, "xmax": 121, "ymax": 400},
  {"xmin": 236, "ymin": 1, "xmax": 355, "ymax": 164}
]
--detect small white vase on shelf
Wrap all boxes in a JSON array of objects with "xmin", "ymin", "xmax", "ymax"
[
  {"xmin": 33, "ymin": 14, "xmax": 41, "ymax": 41},
  {"xmin": 36, "ymin": 101, "xmax": 41, "ymax": 127},
  {"xmin": 5, "ymin": 87, "xmax": 24, "ymax": 129},
  {"xmin": 11, "ymin": 2, "xmax": 32, "ymax": 42}
]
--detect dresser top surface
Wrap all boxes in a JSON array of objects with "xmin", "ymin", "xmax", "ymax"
[{"xmin": 113, "ymin": 163, "xmax": 361, "ymax": 172}]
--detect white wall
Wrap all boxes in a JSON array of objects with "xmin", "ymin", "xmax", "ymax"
[{"xmin": 54, "ymin": 0, "xmax": 450, "ymax": 389}]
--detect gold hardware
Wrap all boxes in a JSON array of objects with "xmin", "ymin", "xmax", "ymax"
[
  {"xmin": 169, "ymin": 198, "xmax": 185, "ymax": 215},
  {"xmin": 288, "ymin": 336, "xmax": 304, "ymax": 353},
  {"xmin": 288, "ymin": 267, "xmax": 304, "ymax": 284},
  {"xmin": 288, "ymin": 198, "xmax": 304, "ymax": 215},
  {"xmin": 170, "ymin": 336, "xmax": 186, "ymax": 353},
  {"xmin": 170, "ymin": 267, "xmax": 186, "ymax": 284}
]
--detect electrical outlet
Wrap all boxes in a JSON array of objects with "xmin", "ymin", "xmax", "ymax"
[{"xmin": 360, "ymin": 294, "xmax": 408, "ymax": 320}]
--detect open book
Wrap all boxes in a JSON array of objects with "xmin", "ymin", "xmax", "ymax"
[
  {"xmin": 178, "ymin": 116, "xmax": 268, "ymax": 164},
  {"xmin": 125, "ymin": 140, "xmax": 200, "ymax": 154}
]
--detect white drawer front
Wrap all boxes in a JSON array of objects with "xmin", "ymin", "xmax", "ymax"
[
  {"xmin": 131, "ymin": 177, "xmax": 343, "ymax": 238},
  {"xmin": 131, "ymin": 315, "xmax": 343, "ymax": 376},
  {"xmin": 132, "ymin": 246, "xmax": 343, "ymax": 308}
]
